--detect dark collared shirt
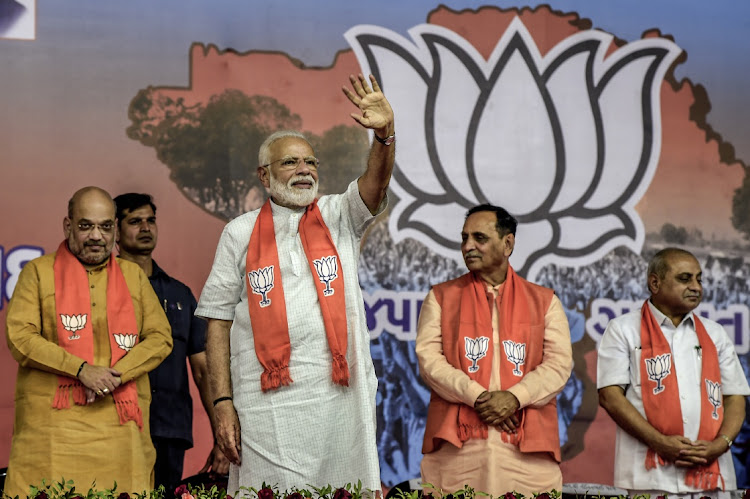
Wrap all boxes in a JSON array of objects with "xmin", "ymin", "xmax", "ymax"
[{"xmin": 148, "ymin": 260, "xmax": 207, "ymax": 447}]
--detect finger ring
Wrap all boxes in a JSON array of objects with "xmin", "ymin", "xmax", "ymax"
[
  {"xmin": 102, "ymin": 388, "xmax": 109, "ymax": 394},
  {"xmin": 96, "ymin": 390, "xmax": 103, "ymax": 396}
]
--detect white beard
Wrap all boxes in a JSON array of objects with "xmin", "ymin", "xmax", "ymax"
[{"xmin": 269, "ymin": 172, "xmax": 318, "ymax": 208}]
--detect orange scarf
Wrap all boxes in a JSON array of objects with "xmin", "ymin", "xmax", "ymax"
[
  {"xmin": 454, "ymin": 268, "xmax": 548, "ymax": 446},
  {"xmin": 245, "ymin": 199, "xmax": 349, "ymax": 392},
  {"xmin": 640, "ymin": 301, "xmax": 724, "ymax": 490},
  {"xmin": 53, "ymin": 241, "xmax": 143, "ymax": 429}
]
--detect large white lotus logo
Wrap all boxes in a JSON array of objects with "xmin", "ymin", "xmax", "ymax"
[
  {"xmin": 346, "ymin": 18, "xmax": 681, "ymax": 277},
  {"xmin": 60, "ymin": 313, "xmax": 87, "ymax": 340},
  {"xmin": 114, "ymin": 333, "xmax": 138, "ymax": 351}
]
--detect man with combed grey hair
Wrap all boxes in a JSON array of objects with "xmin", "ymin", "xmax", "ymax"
[
  {"xmin": 196, "ymin": 74, "xmax": 395, "ymax": 492},
  {"xmin": 598, "ymin": 247, "xmax": 749, "ymax": 499}
]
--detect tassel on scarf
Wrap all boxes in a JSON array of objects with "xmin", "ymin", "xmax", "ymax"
[
  {"xmin": 331, "ymin": 353, "xmax": 350, "ymax": 387},
  {"xmin": 261, "ymin": 366, "xmax": 293, "ymax": 392},
  {"xmin": 115, "ymin": 397, "xmax": 143, "ymax": 430},
  {"xmin": 458, "ymin": 423, "xmax": 488, "ymax": 442}
]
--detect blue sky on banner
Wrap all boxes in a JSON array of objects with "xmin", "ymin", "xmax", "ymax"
[{"xmin": 2, "ymin": 1, "xmax": 746, "ymax": 161}]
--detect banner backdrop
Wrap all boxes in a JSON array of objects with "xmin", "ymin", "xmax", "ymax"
[{"xmin": 2, "ymin": 0, "xmax": 749, "ymax": 490}]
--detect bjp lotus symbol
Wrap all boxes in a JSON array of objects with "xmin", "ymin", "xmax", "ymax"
[
  {"xmin": 114, "ymin": 333, "xmax": 138, "ymax": 352},
  {"xmin": 346, "ymin": 18, "xmax": 681, "ymax": 277},
  {"xmin": 645, "ymin": 353, "xmax": 671, "ymax": 394},
  {"xmin": 502, "ymin": 340, "xmax": 526, "ymax": 376},
  {"xmin": 705, "ymin": 379, "xmax": 722, "ymax": 420},
  {"xmin": 465, "ymin": 336, "xmax": 489, "ymax": 373},
  {"xmin": 313, "ymin": 255, "xmax": 339, "ymax": 296},
  {"xmin": 248, "ymin": 265, "xmax": 274, "ymax": 307},
  {"xmin": 60, "ymin": 313, "xmax": 87, "ymax": 340}
]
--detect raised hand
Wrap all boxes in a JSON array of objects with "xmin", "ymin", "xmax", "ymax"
[{"xmin": 342, "ymin": 74, "xmax": 394, "ymax": 135}]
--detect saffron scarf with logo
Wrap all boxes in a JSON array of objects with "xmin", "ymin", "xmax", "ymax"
[
  {"xmin": 53, "ymin": 241, "xmax": 143, "ymax": 429},
  {"xmin": 640, "ymin": 301, "xmax": 724, "ymax": 490},
  {"xmin": 454, "ymin": 267, "xmax": 540, "ymax": 446},
  {"xmin": 245, "ymin": 199, "xmax": 349, "ymax": 392}
]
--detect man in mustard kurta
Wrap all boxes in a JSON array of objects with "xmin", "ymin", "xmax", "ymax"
[{"xmin": 5, "ymin": 186, "xmax": 173, "ymax": 497}]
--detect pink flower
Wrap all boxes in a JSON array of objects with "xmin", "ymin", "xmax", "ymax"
[
  {"xmin": 332, "ymin": 489, "xmax": 352, "ymax": 499},
  {"xmin": 174, "ymin": 484, "xmax": 188, "ymax": 496},
  {"xmin": 181, "ymin": 493, "xmax": 195, "ymax": 499}
]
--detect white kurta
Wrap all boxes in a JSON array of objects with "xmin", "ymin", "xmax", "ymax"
[
  {"xmin": 597, "ymin": 301, "xmax": 750, "ymax": 497},
  {"xmin": 196, "ymin": 181, "xmax": 382, "ymax": 493}
]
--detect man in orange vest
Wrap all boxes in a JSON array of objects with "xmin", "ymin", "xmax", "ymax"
[{"xmin": 416, "ymin": 204, "xmax": 572, "ymax": 496}]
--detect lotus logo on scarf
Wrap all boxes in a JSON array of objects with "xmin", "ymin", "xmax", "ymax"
[
  {"xmin": 60, "ymin": 313, "xmax": 87, "ymax": 340},
  {"xmin": 502, "ymin": 340, "xmax": 526, "ymax": 376},
  {"xmin": 705, "ymin": 379, "xmax": 722, "ymax": 420},
  {"xmin": 114, "ymin": 333, "xmax": 138, "ymax": 352},
  {"xmin": 645, "ymin": 353, "xmax": 671, "ymax": 394},
  {"xmin": 464, "ymin": 336, "xmax": 489, "ymax": 373},
  {"xmin": 346, "ymin": 18, "xmax": 681, "ymax": 276},
  {"xmin": 248, "ymin": 265, "xmax": 274, "ymax": 308},
  {"xmin": 313, "ymin": 255, "xmax": 338, "ymax": 296}
]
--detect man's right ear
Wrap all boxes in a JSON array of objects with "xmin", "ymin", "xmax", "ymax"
[
  {"xmin": 63, "ymin": 216, "xmax": 71, "ymax": 238},
  {"xmin": 257, "ymin": 165, "xmax": 270, "ymax": 188},
  {"xmin": 647, "ymin": 273, "xmax": 660, "ymax": 295}
]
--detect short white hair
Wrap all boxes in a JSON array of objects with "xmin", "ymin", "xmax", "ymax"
[{"xmin": 258, "ymin": 130, "xmax": 310, "ymax": 166}]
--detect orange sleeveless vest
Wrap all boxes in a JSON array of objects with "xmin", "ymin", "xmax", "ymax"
[{"xmin": 422, "ymin": 271, "xmax": 561, "ymax": 462}]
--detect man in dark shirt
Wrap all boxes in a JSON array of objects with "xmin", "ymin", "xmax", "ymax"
[{"xmin": 114, "ymin": 193, "xmax": 229, "ymax": 491}]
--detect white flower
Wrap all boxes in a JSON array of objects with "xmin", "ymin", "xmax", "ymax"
[
  {"xmin": 114, "ymin": 333, "xmax": 138, "ymax": 351},
  {"xmin": 346, "ymin": 18, "xmax": 681, "ymax": 277}
]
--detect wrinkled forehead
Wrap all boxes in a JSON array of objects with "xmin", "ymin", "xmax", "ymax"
[{"xmin": 269, "ymin": 137, "xmax": 314, "ymax": 159}]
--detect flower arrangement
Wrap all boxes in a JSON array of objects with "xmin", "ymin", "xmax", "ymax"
[{"xmin": 8, "ymin": 479, "xmax": 749, "ymax": 499}]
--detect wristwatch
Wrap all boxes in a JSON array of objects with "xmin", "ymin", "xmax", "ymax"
[{"xmin": 374, "ymin": 133, "xmax": 395, "ymax": 146}]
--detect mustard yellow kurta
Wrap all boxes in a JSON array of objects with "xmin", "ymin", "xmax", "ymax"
[{"xmin": 5, "ymin": 253, "xmax": 173, "ymax": 498}]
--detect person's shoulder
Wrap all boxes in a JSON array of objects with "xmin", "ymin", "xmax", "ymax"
[
  {"xmin": 116, "ymin": 257, "xmax": 146, "ymax": 276},
  {"xmin": 223, "ymin": 207, "xmax": 262, "ymax": 234},
  {"xmin": 432, "ymin": 273, "xmax": 472, "ymax": 291},
  {"xmin": 607, "ymin": 307, "xmax": 642, "ymax": 328},
  {"xmin": 18, "ymin": 251, "xmax": 54, "ymax": 276},
  {"xmin": 693, "ymin": 313, "xmax": 731, "ymax": 342}
]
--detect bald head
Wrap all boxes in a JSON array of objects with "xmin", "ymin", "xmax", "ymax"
[
  {"xmin": 647, "ymin": 247, "xmax": 703, "ymax": 324},
  {"xmin": 64, "ymin": 186, "xmax": 117, "ymax": 268},
  {"xmin": 647, "ymin": 248, "xmax": 697, "ymax": 283},
  {"xmin": 68, "ymin": 186, "xmax": 115, "ymax": 219}
]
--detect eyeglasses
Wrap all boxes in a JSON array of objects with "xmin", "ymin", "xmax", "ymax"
[
  {"xmin": 76, "ymin": 222, "xmax": 115, "ymax": 234},
  {"xmin": 263, "ymin": 156, "xmax": 320, "ymax": 171}
]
